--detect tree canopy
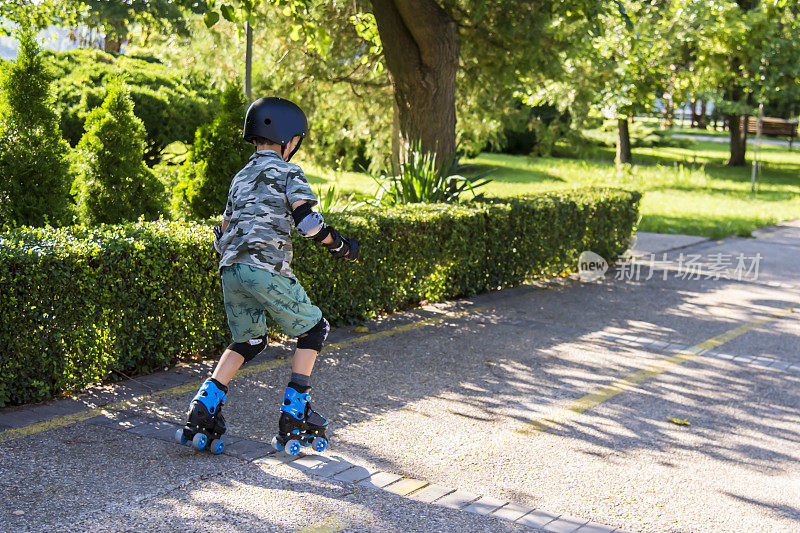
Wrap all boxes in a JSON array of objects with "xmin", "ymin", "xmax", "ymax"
[{"xmin": 8, "ymin": 0, "xmax": 800, "ymax": 171}]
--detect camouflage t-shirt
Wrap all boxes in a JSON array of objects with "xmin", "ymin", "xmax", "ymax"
[{"xmin": 216, "ymin": 150, "xmax": 317, "ymax": 276}]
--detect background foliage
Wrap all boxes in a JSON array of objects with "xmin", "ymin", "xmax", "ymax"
[
  {"xmin": 45, "ymin": 48, "xmax": 217, "ymax": 164},
  {"xmin": 72, "ymin": 80, "xmax": 166, "ymax": 225},
  {"xmin": 0, "ymin": 189, "xmax": 639, "ymax": 405},
  {"xmin": 171, "ymin": 80, "xmax": 252, "ymax": 220}
]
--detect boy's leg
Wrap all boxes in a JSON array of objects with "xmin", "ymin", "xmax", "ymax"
[
  {"xmin": 211, "ymin": 349, "xmax": 246, "ymax": 386},
  {"xmin": 275, "ymin": 317, "xmax": 330, "ymax": 453},
  {"xmin": 236, "ymin": 266, "xmax": 329, "ymax": 453},
  {"xmin": 177, "ymin": 264, "xmax": 267, "ymax": 452},
  {"xmin": 282, "ymin": 311, "xmax": 328, "ymax": 454}
]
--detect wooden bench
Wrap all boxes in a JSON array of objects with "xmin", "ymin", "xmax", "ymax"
[{"xmin": 744, "ymin": 117, "xmax": 798, "ymax": 149}]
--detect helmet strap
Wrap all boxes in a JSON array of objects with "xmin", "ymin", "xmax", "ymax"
[{"xmin": 286, "ymin": 136, "xmax": 303, "ymax": 162}]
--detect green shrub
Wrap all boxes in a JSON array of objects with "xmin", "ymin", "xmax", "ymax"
[
  {"xmin": 483, "ymin": 104, "xmax": 567, "ymax": 156},
  {"xmin": 0, "ymin": 188, "xmax": 640, "ymax": 405},
  {"xmin": 171, "ymin": 82, "xmax": 252, "ymax": 220},
  {"xmin": 0, "ymin": 32, "xmax": 73, "ymax": 228},
  {"xmin": 73, "ymin": 80, "xmax": 166, "ymax": 225},
  {"xmin": 370, "ymin": 142, "xmax": 492, "ymax": 205},
  {"xmin": 44, "ymin": 49, "xmax": 216, "ymax": 164}
]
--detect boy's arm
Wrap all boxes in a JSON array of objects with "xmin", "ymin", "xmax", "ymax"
[
  {"xmin": 291, "ymin": 199, "xmax": 358, "ymax": 262},
  {"xmin": 291, "ymin": 200, "xmax": 329, "ymax": 244}
]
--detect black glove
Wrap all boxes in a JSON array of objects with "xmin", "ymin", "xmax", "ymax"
[
  {"xmin": 325, "ymin": 233, "xmax": 359, "ymax": 262},
  {"xmin": 212, "ymin": 225, "xmax": 223, "ymax": 257}
]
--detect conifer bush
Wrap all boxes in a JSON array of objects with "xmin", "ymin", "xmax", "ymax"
[
  {"xmin": 73, "ymin": 80, "xmax": 166, "ymax": 225},
  {"xmin": 0, "ymin": 32, "xmax": 73, "ymax": 228},
  {"xmin": 171, "ymin": 81, "xmax": 252, "ymax": 219}
]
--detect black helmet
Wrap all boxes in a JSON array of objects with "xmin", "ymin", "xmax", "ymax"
[{"xmin": 243, "ymin": 97, "xmax": 308, "ymax": 161}]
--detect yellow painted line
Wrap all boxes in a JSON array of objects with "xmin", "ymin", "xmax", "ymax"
[
  {"xmin": 517, "ymin": 306, "xmax": 795, "ymax": 436},
  {"xmin": 295, "ymin": 515, "xmax": 349, "ymax": 533},
  {"xmin": 0, "ymin": 302, "xmax": 493, "ymax": 445},
  {"xmin": 383, "ymin": 477, "xmax": 429, "ymax": 496},
  {"xmin": 331, "ymin": 306, "xmax": 486, "ymax": 351},
  {"xmin": 0, "ymin": 409, "xmax": 105, "ymax": 443}
]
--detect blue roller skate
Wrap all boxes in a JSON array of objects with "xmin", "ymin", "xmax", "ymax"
[
  {"xmin": 175, "ymin": 378, "xmax": 227, "ymax": 455},
  {"xmin": 272, "ymin": 383, "xmax": 328, "ymax": 456}
]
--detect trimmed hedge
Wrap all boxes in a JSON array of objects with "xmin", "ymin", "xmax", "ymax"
[{"xmin": 0, "ymin": 189, "xmax": 640, "ymax": 406}]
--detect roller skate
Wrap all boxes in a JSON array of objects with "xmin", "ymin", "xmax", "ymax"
[
  {"xmin": 272, "ymin": 383, "xmax": 328, "ymax": 456},
  {"xmin": 175, "ymin": 378, "xmax": 227, "ymax": 455}
]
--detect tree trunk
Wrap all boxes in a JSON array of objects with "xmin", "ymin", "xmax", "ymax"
[
  {"xmin": 726, "ymin": 114, "xmax": 747, "ymax": 166},
  {"xmin": 699, "ymin": 100, "xmax": 707, "ymax": 129},
  {"xmin": 617, "ymin": 118, "xmax": 632, "ymax": 164},
  {"xmin": 661, "ymin": 94, "xmax": 674, "ymax": 129},
  {"xmin": 103, "ymin": 21, "xmax": 126, "ymax": 53},
  {"xmin": 244, "ymin": 22, "xmax": 253, "ymax": 103},
  {"xmin": 371, "ymin": 0, "xmax": 458, "ymax": 166},
  {"xmin": 725, "ymin": 0, "xmax": 755, "ymax": 165},
  {"xmin": 104, "ymin": 38, "xmax": 121, "ymax": 53},
  {"xmin": 391, "ymin": 101, "xmax": 401, "ymax": 170},
  {"xmin": 689, "ymin": 100, "xmax": 698, "ymax": 128}
]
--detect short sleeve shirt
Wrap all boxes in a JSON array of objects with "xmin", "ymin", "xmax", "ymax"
[{"xmin": 217, "ymin": 150, "xmax": 317, "ymax": 276}]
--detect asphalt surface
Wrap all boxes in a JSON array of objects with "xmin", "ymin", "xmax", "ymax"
[{"xmin": 1, "ymin": 222, "xmax": 799, "ymax": 532}]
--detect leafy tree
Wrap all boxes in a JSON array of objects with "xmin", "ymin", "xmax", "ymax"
[
  {"xmin": 153, "ymin": 3, "xmax": 392, "ymax": 172},
  {"xmin": 73, "ymin": 80, "xmax": 166, "ymax": 225},
  {"xmin": 69, "ymin": 0, "xmax": 206, "ymax": 53},
  {"xmin": 171, "ymin": 81, "xmax": 252, "ymax": 219},
  {"xmin": 194, "ymin": 1, "xmax": 606, "ymax": 167},
  {"xmin": 202, "ymin": 0, "xmax": 258, "ymax": 101},
  {"xmin": 671, "ymin": 0, "xmax": 800, "ymax": 166},
  {"xmin": 366, "ymin": 0, "xmax": 629, "ymax": 165},
  {"xmin": 521, "ymin": 1, "xmax": 665, "ymax": 165},
  {"xmin": 0, "ymin": 0, "xmax": 78, "ymax": 36},
  {"xmin": 0, "ymin": 32, "xmax": 73, "ymax": 228}
]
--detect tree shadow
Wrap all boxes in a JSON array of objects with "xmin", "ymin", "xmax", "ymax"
[
  {"xmin": 722, "ymin": 492, "xmax": 800, "ymax": 521},
  {"xmin": 8, "ymin": 276, "xmax": 799, "ymax": 531},
  {"xmin": 462, "ymin": 162, "xmax": 566, "ymax": 185}
]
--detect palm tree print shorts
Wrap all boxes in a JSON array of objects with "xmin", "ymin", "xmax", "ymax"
[{"xmin": 220, "ymin": 263, "xmax": 322, "ymax": 342}]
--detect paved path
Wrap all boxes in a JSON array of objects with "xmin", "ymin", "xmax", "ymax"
[
  {"xmin": 673, "ymin": 133, "xmax": 793, "ymax": 147},
  {"xmin": 2, "ymin": 220, "xmax": 799, "ymax": 532}
]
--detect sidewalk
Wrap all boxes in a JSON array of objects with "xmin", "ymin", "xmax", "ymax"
[
  {"xmin": 2, "ymin": 221, "xmax": 799, "ymax": 532},
  {"xmin": 673, "ymin": 133, "xmax": 793, "ymax": 147}
]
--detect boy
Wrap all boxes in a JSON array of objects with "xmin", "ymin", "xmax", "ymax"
[{"xmin": 175, "ymin": 97, "xmax": 358, "ymax": 456}]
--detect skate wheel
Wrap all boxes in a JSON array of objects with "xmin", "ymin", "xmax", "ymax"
[
  {"xmin": 192, "ymin": 432, "xmax": 208, "ymax": 451},
  {"xmin": 312, "ymin": 437, "xmax": 327, "ymax": 453},
  {"xmin": 271, "ymin": 436, "xmax": 285, "ymax": 452},
  {"xmin": 175, "ymin": 429, "xmax": 189, "ymax": 446},
  {"xmin": 285, "ymin": 438, "xmax": 302, "ymax": 456},
  {"xmin": 210, "ymin": 439, "xmax": 224, "ymax": 455}
]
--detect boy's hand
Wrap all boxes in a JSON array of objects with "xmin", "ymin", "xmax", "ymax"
[{"xmin": 328, "ymin": 237, "xmax": 359, "ymax": 262}]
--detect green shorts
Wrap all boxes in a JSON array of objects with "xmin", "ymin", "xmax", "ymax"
[{"xmin": 220, "ymin": 263, "xmax": 322, "ymax": 342}]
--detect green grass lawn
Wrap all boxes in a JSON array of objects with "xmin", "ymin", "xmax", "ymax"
[{"xmin": 297, "ymin": 137, "xmax": 800, "ymax": 239}]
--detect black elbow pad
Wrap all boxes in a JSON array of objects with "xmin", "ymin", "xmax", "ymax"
[{"xmin": 292, "ymin": 203, "xmax": 325, "ymax": 238}]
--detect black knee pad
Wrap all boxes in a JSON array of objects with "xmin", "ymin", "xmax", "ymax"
[
  {"xmin": 228, "ymin": 334, "xmax": 268, "ymax": 363},
  {"xmin": 296, "ymin": 318, "xmax": 329, "ymax": 352}
]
